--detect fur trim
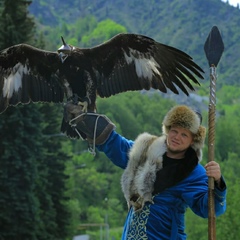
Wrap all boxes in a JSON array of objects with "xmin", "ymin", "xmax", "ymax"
[
  {"xmin": 162, "ymin": 105, "xmax": 206, "ymax": 159},
  {"xmin": 162, "ymin": 105, "xmax": 200, "ymax": 134},
  {"xmin": 121, "ymin": 133, "xmax": 166, "ymax": 211}
]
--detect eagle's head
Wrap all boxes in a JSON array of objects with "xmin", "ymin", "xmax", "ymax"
[{"xmin": 57, "ymin": 36, "xmax": 74, "ymax": 63}]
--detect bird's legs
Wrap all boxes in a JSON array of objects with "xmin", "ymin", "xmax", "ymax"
[
  {"xmin": 68, "ymin": 94, "xmax": 89, "ymax": 112},
  {"xmin": 77, "ymin": 101, "xmax": 88, "ymax": 112}
]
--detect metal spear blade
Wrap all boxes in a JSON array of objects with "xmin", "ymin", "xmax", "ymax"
[{"xmin": 204, "ymin": 26, "xmax": 224, "ymax": 67}]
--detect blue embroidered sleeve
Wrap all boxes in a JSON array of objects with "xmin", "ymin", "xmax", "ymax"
[
  {"xmin": 96, "ymin": 131, "xmax": 134, "ymax": 169},
  {"xmin": 214, "ymin": 176, "xmax": 227, "ymax": 210},
  {"xmin": 181, "ymin": 164, "xmax": 227, "ymax": 218}
]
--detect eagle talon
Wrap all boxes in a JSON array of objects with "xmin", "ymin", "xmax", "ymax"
[{"xmin": 78, "ymin": 101, "xmax": 88, "ymax": 112}]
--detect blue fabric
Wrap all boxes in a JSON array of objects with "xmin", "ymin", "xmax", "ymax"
[{"xmin": 97, "ymin": 131, "xmax": 227, "ymax": 240}]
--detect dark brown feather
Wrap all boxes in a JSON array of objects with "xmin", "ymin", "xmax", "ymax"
[{"xmin": 0, "ymin": 33, "xmax": 204, "ymax": 138}]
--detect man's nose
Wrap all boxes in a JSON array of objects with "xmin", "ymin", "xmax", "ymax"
[{"xmin": 174, "ymin": 133, "xmax": 181, "ymax": 139}]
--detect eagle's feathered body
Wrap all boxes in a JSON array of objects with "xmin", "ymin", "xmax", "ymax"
[{"xmin": 0, "ymin": 33, "xmax": 204, "ymax": 138}]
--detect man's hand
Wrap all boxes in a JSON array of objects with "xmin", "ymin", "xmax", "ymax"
[{"xmin": 205, "ymin": 161, "xmax": 221, "ymax": 184}]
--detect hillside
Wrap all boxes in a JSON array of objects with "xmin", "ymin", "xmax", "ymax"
[
  {"xmin": 1, "ymin": 2, "xmax": 239, "ymax": 239},
  {"xmin": 29, "ymin": 0, "xmax": 240, "ymax": 89}
]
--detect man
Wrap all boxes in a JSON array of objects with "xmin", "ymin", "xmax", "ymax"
[{"xmin": 64, "ymin": 103, "xmax": 227, "ymax": 240}]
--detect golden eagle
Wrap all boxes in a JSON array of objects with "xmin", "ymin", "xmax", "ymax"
[{"xmin": 0, "ymin": 33, "xmax": 204, "ymax": 138}]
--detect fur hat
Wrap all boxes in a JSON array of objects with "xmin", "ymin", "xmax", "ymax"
[{"xmin": 162, "ymin": 105, "xmax": 206, "ymax": 159}]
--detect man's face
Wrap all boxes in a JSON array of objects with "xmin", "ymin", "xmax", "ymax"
[{"xmin": 166, "ymin": 125, "xmax": 194, "ymax": 157}]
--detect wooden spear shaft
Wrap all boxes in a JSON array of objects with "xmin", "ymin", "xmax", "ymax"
[
  {"xmin": 204, "ymin": 26, "xmax": 224, "ymax": 240},
  {"xmin": 208, "ymin": 64, "xmax": 217, "ymax": 240}
]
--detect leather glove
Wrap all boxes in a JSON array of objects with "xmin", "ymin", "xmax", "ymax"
[{"xmin": 63, "ymin": 102, "xmax": 115, "ymax": 146}]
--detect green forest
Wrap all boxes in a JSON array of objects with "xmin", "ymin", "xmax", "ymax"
[{"xmin": 0, "ymin": 0, "xmax": 240, "ymax": 239}]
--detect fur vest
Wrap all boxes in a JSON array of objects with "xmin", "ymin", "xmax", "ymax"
[
  {"xmin": 121, "ymin": 132, "xmax": 200, "ymax": 211},
  {"xmin": 121, "ymin": 133, "xmax": 166, "ymax": 211}
]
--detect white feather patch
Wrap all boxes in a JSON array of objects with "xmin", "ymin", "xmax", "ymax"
[
  {"xmin": 3, "ymin": 63, "xmax": 28, "ymax": 98},
  {"xmin": 124, "ymin": 48, "xmax": 162, "ymax": 80}
]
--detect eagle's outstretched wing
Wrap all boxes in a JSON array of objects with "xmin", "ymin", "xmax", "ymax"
[
  {"xmin": 0, "ymin": 33, "xmax": 204, "ymax": 115},
  {"xmin": 0, "ymin": 44, "xmax": 64, "ymax": 113},
  {"xmin": 0, "ymin": 33, "xmax": 204, "ymax": 139},
  {"xmin": 84, "ymin": 33, "xmax": 204, "ymax": 97}
]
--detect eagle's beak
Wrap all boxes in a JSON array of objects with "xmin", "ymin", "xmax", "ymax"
[{"xmin": 57, "ymin": 36, "xmax": 72, "ymax": 63}]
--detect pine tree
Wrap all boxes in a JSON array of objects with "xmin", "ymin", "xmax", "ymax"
[
  {"xmin": 0, "ymin": 1, "xmax": 70, "ymax": 239},
  {"xmin": 0, "ymin": 0, "xmax": 35, "ymax": 48},
  {"xmin": 36, "ymin": 103, "xmax": 71, "ymax": 239},
  {"xmin": 0, "ymin": 1, "xmax": 41, "ymax": 239},
  {"xmin": 0, "ymin": 106, "xmax": 45, "ymax": 240}
]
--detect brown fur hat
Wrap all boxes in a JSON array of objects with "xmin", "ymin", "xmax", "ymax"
[{"xmin": 162, "ymin": 105, "xmax": 206, "ymax": 155}]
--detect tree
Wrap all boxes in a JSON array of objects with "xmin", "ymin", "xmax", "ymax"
[
  {"xmin": 0, "ymin": 105, "xmax": 44, "ymax": 239},
  {"xmin": 81, "ymin": 19, "xmax": 127, "ymax": 47},
  {"xmin": 38, "ymin": 104, "xmax": 71, "ymax": 239},
  {"xmin": 215, "ymin": 104, "xmax": 240, "ymax": 161},
  {"xmin": 0, "ymin": 1, "xmax": 41, "ymax": 239},
  {"xmin": 0, "ymin": 0, "xmax": 35, "ymax": 48},
  {"xmin": 0, "ymin": 2, "xmax": 70, "ymax": 239}
]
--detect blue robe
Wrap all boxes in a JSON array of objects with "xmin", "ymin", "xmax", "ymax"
[{"xmin": 97, "ymin": 131, "xmax": 227, "ymax": 240}]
